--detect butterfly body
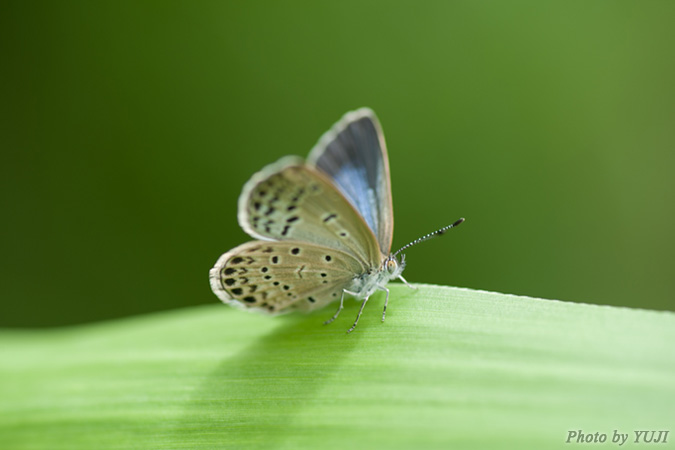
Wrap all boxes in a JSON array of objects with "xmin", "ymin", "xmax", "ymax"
[
  {"xmin": 350, "ymin": 255, "xmax": 405, "ymax": 300},
  {"xmin": 210, "ymin": 108, "xmax": 462, "ymax": 332}
]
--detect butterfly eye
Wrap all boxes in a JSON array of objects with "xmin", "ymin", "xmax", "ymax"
[{"xmin": 385, "ymin": 258, "xmax": 398, "ymax": 274}]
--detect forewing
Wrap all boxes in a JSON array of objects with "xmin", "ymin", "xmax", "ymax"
[
  {"xmin": 308, "ymin": 108, "xmax": 394, "ymax": 255},
  {"xmin": 238, "ymin": 157, "xmax": 381, "ymax": 266},
  {"xmin": 210, "ymin": 241, "xmax": 363, "ymax": 314}
]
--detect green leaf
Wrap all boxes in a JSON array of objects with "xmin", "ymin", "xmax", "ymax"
[{"xmin": 1, "ymin": 285, "xmax": 673, "ymax": 449}]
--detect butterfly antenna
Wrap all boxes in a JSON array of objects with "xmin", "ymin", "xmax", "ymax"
[{"xmin": 392, "ymin": 218, "xmax": 465, "ymax": 257}]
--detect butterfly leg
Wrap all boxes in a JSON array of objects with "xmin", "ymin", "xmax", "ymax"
[
  {"xmin": 324, "ymin": 289, "xmax": 357, "ymax": 325},
  {"xmin": 398, "ymin": 275, "xmax": 417, "ymax": 290},
  {"xmin": 347, "ymin": 295, "xmax": 370, "ymax": 334},
  {"xmin": 380, "ymin": 286, "xmax": 390, "ymax": 322}
]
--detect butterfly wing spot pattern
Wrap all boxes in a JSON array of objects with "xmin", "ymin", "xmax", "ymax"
[
  {"xmin": 247, "ymin": 168, "xmax": 322, "ymax": 238},
  {"xmin": 210, "ymin": 108, "xmax": 464, "ymax": 332},
  {"xmin": 239, "ymin": 158, "xmax": 381, "ymax": 265},
  {"xmin": 210, "ymin": 241, "xmax": 363, "ymax": 314}
]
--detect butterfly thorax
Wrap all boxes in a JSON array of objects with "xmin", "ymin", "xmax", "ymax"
[{"xmin": 348, "ymin": 254, "xmax": 405, "ymax": 299}]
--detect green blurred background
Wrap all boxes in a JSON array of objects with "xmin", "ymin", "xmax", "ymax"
[{"xmin": 2, "ymin": 1, "xmax": 674, "ymax": 327}]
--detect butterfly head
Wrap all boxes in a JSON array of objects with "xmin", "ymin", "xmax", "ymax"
[{"xmin": 383, "ymin": 253, "xmax": 406, "ymax": 278}]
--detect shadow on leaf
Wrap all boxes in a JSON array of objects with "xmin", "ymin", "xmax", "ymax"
[{"xmin": 171, "ymin": 301, "xmax": 366, "ymax": 448}]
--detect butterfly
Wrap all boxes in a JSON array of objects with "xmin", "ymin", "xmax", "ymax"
[{"xmin": 209, "ymin": 108, "xmax": 464, "ymax": 333}]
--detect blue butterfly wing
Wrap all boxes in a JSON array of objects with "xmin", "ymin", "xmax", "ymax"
[{"xmin": 308, "ymin": 108, "xmax": 393, "ymax": 255}]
